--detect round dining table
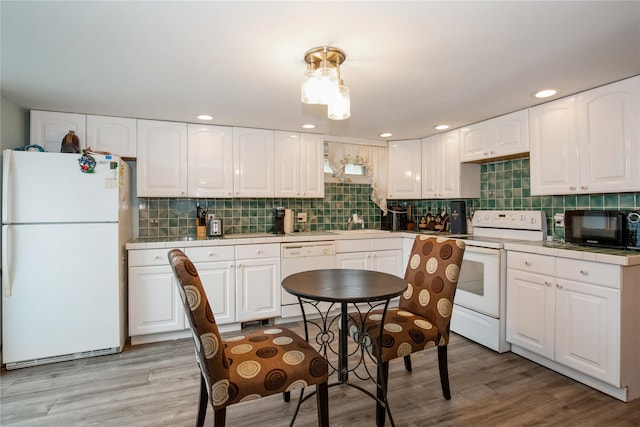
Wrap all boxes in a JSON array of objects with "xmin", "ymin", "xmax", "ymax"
[{"xmin": 282, "ymin": 268, "xmax": 408, "ymax": 426}]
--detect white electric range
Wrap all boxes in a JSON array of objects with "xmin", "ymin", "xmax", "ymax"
[{"xmin": 447, "ymin": 210, "xmax": 547, "ymax": 353}]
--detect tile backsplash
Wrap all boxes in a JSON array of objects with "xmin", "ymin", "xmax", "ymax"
[{"xmin": 138, "ymin": 157, "xmax": 640, "ymax": 238}]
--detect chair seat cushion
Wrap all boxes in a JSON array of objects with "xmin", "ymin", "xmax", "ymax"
[
  {"xmin": 219, "ymin": 327, "xmax": 328, "ymax": 407},
  {"xmin": 347, "ymin": 308, "xmax": 444, "ymax": 363}
]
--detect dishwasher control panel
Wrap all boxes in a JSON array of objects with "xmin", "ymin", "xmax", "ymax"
[{"xmin": 281, "ymin": 242, "xmax": 336, "ymax": 258}]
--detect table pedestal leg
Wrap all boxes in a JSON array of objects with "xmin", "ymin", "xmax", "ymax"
[{"xmin": 339, "ymin": 302, "xmax": 348, "ymax": 383}]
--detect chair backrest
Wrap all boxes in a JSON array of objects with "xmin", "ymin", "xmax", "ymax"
[
  {"xmin": 399, "ymin": 236, "xmax": 465, "ymax": 345},
  {"xmin": 167, "ymin": 249, "xmax": 230, "ymax": 396}
]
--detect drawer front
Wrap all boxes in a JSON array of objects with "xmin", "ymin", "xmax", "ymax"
[
  {"xmin": 129, "ymin": 247, "xmax": 182, "ymax": 267},
  {"xmin": 371, "ymin": 237, "xmax": 403, "ymax": 251},
  {"xmin": 336, "ymin": 239, "xmax": 371, "ymax": 253},
  {"xmin": 185, "ymin": 246, "xmax": 234, "ymax": 263},
  {"xmin": 235, "ymin": 243, "xmax": 280, "ymax": 260},
  {"xmin": 507, "ymin": 251, "xmax": 554, "ymax": 274},
  {"xmin": 556, "ymin": 258, "xmax": 620, "ymax": 288}
]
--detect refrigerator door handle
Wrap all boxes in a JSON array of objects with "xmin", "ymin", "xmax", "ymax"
[{"xmin": 2, "ymin": 225, "xmax": 11, "ymax": 296}]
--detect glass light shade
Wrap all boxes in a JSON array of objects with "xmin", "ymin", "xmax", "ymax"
[
  {"xmin": 328, "ymin": 84, "xmax": 350, "ymax": 120},
  {"xmin": 301, "ymin": 68, "xmax": 321, "ymax": 104},
  {"xmin": 314, "ymin": 67, "xmax": 338, "ymax": 105}
]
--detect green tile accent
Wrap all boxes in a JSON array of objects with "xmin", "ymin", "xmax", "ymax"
[{"xmin": 138, "ymin": 157, "xmax": 640, "ymax": 237}]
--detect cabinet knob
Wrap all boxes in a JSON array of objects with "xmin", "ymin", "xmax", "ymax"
[
  {"xmin": 483, "ymin": 152, "xmax": 489, "ymax": 156},
  {"xmin": 579, "ymin": 270, "xmax": 588, "ymax": 276},
  {"xmin": 580, "ymin": 186, "xmax": 588, "ymax": 190},
  {"xmin": 569, "ymin": 186, "xmax": 576, "ymax": 191},
  {"xmin": 556, "ymin": 283, "xmax": 563, "ymax": 289},
  {"xmin": 207, "ymin": 252, "xmax": 213, "ymax": 257},
  {"xmin": 256, "ymin": 250, "xmax": 263, "ymax": 254},
  {"xmin": 544, "ymin": 281, "xmax": 552, "ymax": 287},
  {"xmin": 490, "ymin": 151, "xmax": 495, "ymax": 154},
  {"xmin": 524, "ymin": 261, "xmax": 531, "ymax": 266},
  {"xmin": 154, "ymin": 255, "xmax": 162, "ymax": 260}
]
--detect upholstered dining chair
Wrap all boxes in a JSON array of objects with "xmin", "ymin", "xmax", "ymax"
[
  {"xmin": 347, "ymin": 235, "xmax": 465, "ymax": 426},
  {"xmin": 167, "ymin": 249, "xmax": 329, "ymax": 427}
]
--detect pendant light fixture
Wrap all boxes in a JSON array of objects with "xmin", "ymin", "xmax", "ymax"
[{"xmin": 301, "ymin": 46, "xmax": 350, "ymax": 120}]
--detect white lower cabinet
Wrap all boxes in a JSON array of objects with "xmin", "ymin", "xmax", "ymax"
[
  {"xmin": 506, "ymin": 251, "xmax": 639, "ymax": 401},
  {"xmin": 235, "ymin": 244, "xmax": 281, "ymax": 322},
  {"xmin": 335, "ymin": 238, "xmax": 404, "ymax": 277},
  {"xmin": 185, "ymin": 246, "xmax": 236, "ymax": 325},
  {"xmin": 128, "ymin": 248, "xmax": 185, "ymax": 336}
]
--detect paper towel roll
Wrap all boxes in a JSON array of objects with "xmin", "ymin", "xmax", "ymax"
[{"xmin": 284, "ymin": 209, "xmax": 294, "ymax": 233}]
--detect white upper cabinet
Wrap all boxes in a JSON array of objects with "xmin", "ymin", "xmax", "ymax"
[
  {"xmin": 275, "ymin": 132, "xmax": 324, "ymax": 198},
  {"xmin": 460, "ymin": 109, "xmax": 529, "ymax": 162},
  {"xmin": 576, "ymin": 77, "xmax": 640, "ymax": 193},
  {"xmin": 187, "ymin": 124, "xmax": 233, "ymax": 198},
  {"xmin": 387, "ymin": 139, "xmax": 422, "ymax": 199},
  {"xmin": 530, "ymin": 76, "xmax": 640, "ymax": 195},
  {"xmin": 422, "ymin": 130, "xmax": 480, "ymax": 199},
  {"xmin": 137, "ymin": 120, "xmax": 188, "ymax": 197},
  {"xmin": 30, "ymin": 110, "xmax": 86, "ymax": 153},
  {"xmin": 86, "ymin": 115, "xmax": 137, "ymax": 157},
  {"xmin": 233, "ymin": 127, "xmax": 275, "ymax": 197}
]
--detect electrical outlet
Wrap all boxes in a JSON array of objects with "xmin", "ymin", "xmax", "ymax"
[
  {"xmin": 207, "ymin": 214, "xmax": 215, "ymax": 223},
  {"xmin": 554, "ymin": 213, "xmax": 564, "ymax": 228},
  {"xmin": 297, "ymin": 212, "xmax": 307, "ymax": 223}
]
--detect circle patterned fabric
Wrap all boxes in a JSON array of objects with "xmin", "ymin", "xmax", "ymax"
[
  {"xmin": 347, "ymin": 236, "xmax": 465, "ymax": 363},
  {"xmin": 168, "ymin": 249, "xmax": 328, "ymax": 410}
]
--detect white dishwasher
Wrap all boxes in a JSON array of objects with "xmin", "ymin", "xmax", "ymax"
[{"xmin": 281, "ymin": 241, "xmax": 336, "ymax": 319}]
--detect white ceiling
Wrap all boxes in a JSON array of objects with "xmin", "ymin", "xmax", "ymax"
[{"xmin": 2, "ymin": 1, "xmax": 639, "ymax": 141}]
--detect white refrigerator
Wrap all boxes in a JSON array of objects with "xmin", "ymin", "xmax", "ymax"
[{"xmin": 2, "ymin": 149, "xmax": 131, "ymax": 368}]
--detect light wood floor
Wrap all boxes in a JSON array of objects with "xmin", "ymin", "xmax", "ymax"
[{"xmin": 2, "ymin": 322, "xmax": 640, "ymax": 426}]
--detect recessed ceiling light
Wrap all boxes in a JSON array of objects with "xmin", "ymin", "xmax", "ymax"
[
  {"xmin": 434, "ymin": 124, "xmax": 449, "ymax": 130},
  {"xmin": 533, "ymin": 89, "xmax": 558, "ymax": 98},
  {"xmin": 197, "ymin": 114, "xmax": 213, "ymax": 120},
  {"xmin": 302, "ymin": 124, "xmax": 316, "ymax": 129},
  {"xmin": 379, "ymin": 132, "xmax": 392, "ymax": 138}
]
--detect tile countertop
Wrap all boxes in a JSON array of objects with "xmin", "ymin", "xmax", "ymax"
[
  {"xmin": 125, "ymin": 232, "xmax": 640, "ymax": 266},
  {"xmin": 125, "ymin": 229, "xmax": 402, "ymax": 250},
  {"xmin": 503, "ymin": 240, "xmax": 640, "ymax": 266}
]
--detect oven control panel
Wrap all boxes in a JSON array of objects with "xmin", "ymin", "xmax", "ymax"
[{"xmin": 472, "ymin": 210, "xmax": 546, "ymax": 231}]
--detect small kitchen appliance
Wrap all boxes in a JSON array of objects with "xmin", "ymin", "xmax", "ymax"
[
  {"xmin": 273, "ymin": 207, "xmax": 286, "ymax": 234},
  {"xmin": 564, "ymin": 210, "xmax": 640, "ymax": 250},
  {"xmin": 450, "ymin": 201, "xmax": 467, "ymax": 234},
  {"xmin": 207, "ymin": 215, "xmax": 223, "ymax": 237},
  {"xmin": 380, "ymin": 206, "xmax": 408, "ymax": 231}
]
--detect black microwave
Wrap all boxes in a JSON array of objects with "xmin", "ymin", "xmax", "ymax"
[{"xmin": 564, "ymin": 210, "xmax": 640, "ymax": 250}]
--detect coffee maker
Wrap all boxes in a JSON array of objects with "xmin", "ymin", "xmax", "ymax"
[
  {"xmin": 450, "ymin": 200, "xmax": 467, "ymax": 234},
  {"xmin": 273, "ymin": 207, "xmax": 286, "ymax": 234}
]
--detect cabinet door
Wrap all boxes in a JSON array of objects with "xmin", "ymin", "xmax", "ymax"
[
  {"xmin": 30, "ymin": 110, "xmax": 86, "ymax": 153},
  {"xmin": 492, "ymin": 109, "xmax": 529, "ymax": 158},
  {"xmin": 187, "ymin": 124, "xmax": 233, "ymax": 198},
  {"xmin": 233, "ymin": 127, "xmax": 274, "ymax": 197},
  {"xmin": 196, "ymin": 261, "xmax": 235, "ymax": 325},
  {"xmin": 299, "ymin": 133, "xmax": 325, "ymax": 197},
  {"xmin": 274, "ymin": 131, "xmax": 301, "ymax": 198},
  {"xmin": 555, "ymin": 279, "xmax": 620, "ymax": 385},
  {"xmin": 128, "ymin": 266, "xmax": 185, "ymax": 336},
  {"xmin": 439, "ymin": 130, "xmax": 462, "ymax": 198},
  {"xmin": 137, "ymin": 120, "xmax": 188, "ymax": 197},
  {"xmin": 388, "ymin": 139, "xmax": 422, "ymax": 199},
  {"xmin": 577, "ymin": 77, "xmax": 640, "ymax": 193},
  {"xmin": 459, "ymin": 120, "xmax": 492, "ymax": 162},
  {"xmin": 236, "ymin": 258, "xmax": 281, "ymax": 321},
  {"xmin": 529, "ymin": 97, "xmax": 578, "ymax": 195},
  {"xmin": 421, "ymin": 135, "xmax": 440, "ymax": 198},
  {"xmin": 86, "ymin": 115, "xmax": 136, "ymax": 157},
  {"xmin": 336, "ymin": 252, "xmax": 370, "ymax": 270},
  {"xmin": 371, "ymin": 250, "xmax": 404, "ymax": 277},
  {"xmin": 506, "ymin": 269, "xmax": 555, "ymax": 359}
]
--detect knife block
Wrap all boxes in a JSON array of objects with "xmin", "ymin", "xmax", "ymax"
[{"xmin": 196, "ymin": 221, "xmax": 206, "ymax": 239}]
